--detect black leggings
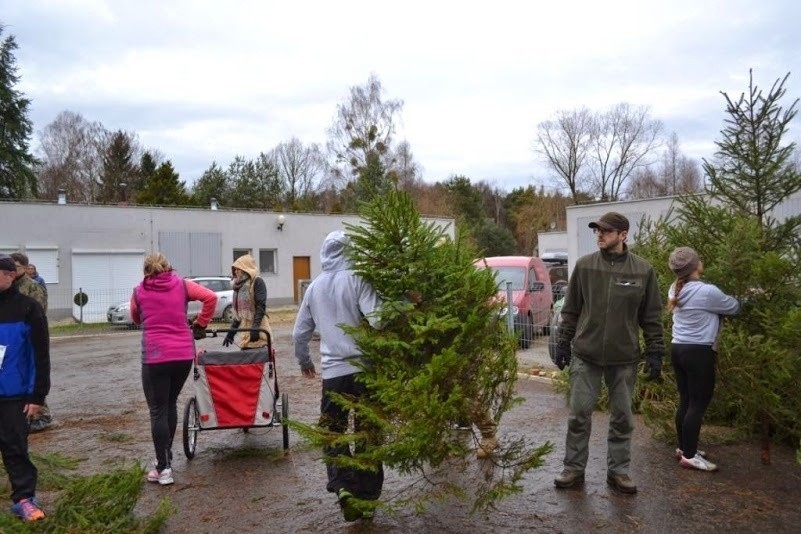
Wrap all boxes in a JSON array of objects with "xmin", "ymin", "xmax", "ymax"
[
  {"xmin": 672, "ymin": 344, "xmax": 716, "ymax": 458},
  {"xmin": 142, "ymin": 361, "xmax": 192, "ymax": 471}
]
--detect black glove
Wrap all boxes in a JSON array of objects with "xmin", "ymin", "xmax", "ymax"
[
  {"xmin": 191, "ymin": 322, "xmax": 206, "ymax": 340},
  {"xmin": 222, "ymin": 332, "xmax": 235, "ymax": 347},
  {"xmin": 249, "ymin": 329, "xmax": 261, "ymax": 343},
  {"xmin": 555, "ymin": 343, "xmax": 572, "ymax": 371},
  {"xmin": 644, "ymin": 352, "xmax": 663, "ymax": 381}
]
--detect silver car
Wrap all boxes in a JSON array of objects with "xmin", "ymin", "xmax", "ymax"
[
  {"xmin": 106, "ymin": 276, "xmax": 234, "ymax": 326},
  {"xmin": 186, "ymin": 276, "xmax": 234, "ymax": 322}
]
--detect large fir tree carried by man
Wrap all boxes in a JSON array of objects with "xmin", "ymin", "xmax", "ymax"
[{"xmin": 293, "ymin": 190, "xmax": 552, "ymax": 512}]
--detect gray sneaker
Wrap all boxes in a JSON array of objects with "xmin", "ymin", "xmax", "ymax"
[
  {"xmin": 554, "ymin": 469, "xmax": 585, "ymax": 488},
  {"xmin": 29, "ymin": 417, "xmax": 52, "ymax": 433},
  {"xmin": 606, "ymin": 473, "xmax": 637, "ymax": 494}
]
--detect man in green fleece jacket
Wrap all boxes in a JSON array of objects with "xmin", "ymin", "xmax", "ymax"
[{"xmin": 553, "ymin": 212, "xmax": 664, "ymax": 494}]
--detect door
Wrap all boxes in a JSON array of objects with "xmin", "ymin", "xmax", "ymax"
[
  {"xmin": 72, "ymin": 251, "xmax": 144, "ymax": 322},
  {"xmin": 292, "ymin": 256, "xmax": 311, "ymax": 303}
]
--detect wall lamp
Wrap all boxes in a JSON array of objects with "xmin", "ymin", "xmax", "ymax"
[{"xmin": 276, "ymin": 214, "xmax": 286, "ymax": 231}]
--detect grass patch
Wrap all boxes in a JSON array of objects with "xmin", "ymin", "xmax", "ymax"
[
  {"xmin": 49, "ymin": 321, "xmax": 137, "ymax": 337},
  {"xmin": 0, "ymin": 456, "xmax": 173, "ymax": 532},
  {"xmin": 100, "ymin": 432, "xmax": 135, "ymax": 444}
]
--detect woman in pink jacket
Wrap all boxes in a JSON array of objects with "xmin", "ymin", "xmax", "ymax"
[{"xmin": 130, "ymin": 253, "xmax": 217, "ymax": 485}]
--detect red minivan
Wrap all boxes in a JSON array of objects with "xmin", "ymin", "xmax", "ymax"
[{"xmin": 474, "ymin": 256, "xmax": 553, "ymax": 348}]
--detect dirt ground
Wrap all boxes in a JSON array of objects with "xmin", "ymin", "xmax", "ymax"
[{"xmin": 28, "ymin": 320, "xmax": 801, "ymax": 533}]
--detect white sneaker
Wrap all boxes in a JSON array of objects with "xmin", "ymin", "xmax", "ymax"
[
  {"xmin": 675, "ymin": 448, "xmax": 706, "ymax": 459},
  {"xmin": 158, "ymin": 468, "xmax": 174, "ymax": 485},
  {"xmin": 680, "ymin": 453, "xmax": 717, "ymax": 471}
]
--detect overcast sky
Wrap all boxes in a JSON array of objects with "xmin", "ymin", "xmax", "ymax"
[{"xmin": 4, "ymin": 0, "xmax": 801, "ymax": 192}]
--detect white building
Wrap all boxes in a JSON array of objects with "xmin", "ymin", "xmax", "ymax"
[
  {"xmin": 560, "ymin": 192, "xmax": 801, "ymax": 275},
  {"xmin": 1, "ymin": 198, "xmax": 454, "ymax": 322}
]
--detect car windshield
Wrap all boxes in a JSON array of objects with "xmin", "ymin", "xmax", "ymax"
[{"xmin": 490, "ymin": 267, "xmax": 526, "ymax": 291}]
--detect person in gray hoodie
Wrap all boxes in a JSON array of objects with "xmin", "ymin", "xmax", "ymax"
[
  {"xmin": 293, "ymin": 231, "xmax": 383, "ymax": 522},
  {"xmin": 668, "ymin": 247, "xmax": 740, "ymax": 472}
]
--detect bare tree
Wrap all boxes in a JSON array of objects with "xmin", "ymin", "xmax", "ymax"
[
  {"xmin": 270, "ymin": 137, "xmax": 324, "ymax": 209},
  {"xmin": 36, "ymin": 110, "xmax": 108, "ymax": 202},
  {"xmin": 389, "ymin": 140, "xmax": 422, "ymax": 192},
  {"xmin": 627, "ymin": 132, "xmax": 702, "ymax": 199},
  {"xmin": 326, "ymin": 73, "xmax": 403, "ymax": 204},
  {"xmin": 534, "ymin": 107, "xmax": 593, "ymax": 202},
  {"xmin": 589, "ymin": 103, "xmax": 663, "ymax": 201}
]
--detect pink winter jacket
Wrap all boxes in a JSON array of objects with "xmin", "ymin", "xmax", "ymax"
[{"xmin": 130, "ymin": 271, "xmax": 217, "ymax": 364}]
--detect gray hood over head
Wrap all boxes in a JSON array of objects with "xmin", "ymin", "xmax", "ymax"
[{"xmin": 320, "ymin": 231, "xmax": 352, "ymax": 272}]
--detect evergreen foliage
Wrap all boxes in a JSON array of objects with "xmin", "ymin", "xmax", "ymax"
[
  {"xmin": 98, "ymin": 130, "xmax": 138, "ymax": 202},
  {"xmin": 190, "ymin": 161, "xmax": 229, "ymax": 207},
  {"xmin": 135, "ymin": 161, "xmax": 188, "ymax": 205},
  {"xmin": 292, "ymin": 189, "xmax": 552, "ymax": 512},
  {"xmin": 635, "ymin": 71, "xmax": 801, "ymax": 463},
  {"xmin": 473, "ymin": 220, "xmax": 517, "ymax": 256},
  {"xmin": 0, "ymin": 25, "xmax": 37, "ymax": 199}
]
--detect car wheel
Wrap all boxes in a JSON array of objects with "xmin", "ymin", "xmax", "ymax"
[{"xmin": 222, "ymin": 305, "xmax": 233, "ymax": 323}]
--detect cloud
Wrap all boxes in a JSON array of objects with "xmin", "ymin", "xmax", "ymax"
[{"xmin": 5, "ymin": 0, "xmax": 801, "ymax": 189}]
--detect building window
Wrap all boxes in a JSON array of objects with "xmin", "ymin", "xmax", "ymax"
[
  {"xmin": 259, "ymin": 249, "xmax": 276, "ymax": 274},
  {"xmin": 233, "ymin": 249, "xmax": 251, "ymax": 262}
]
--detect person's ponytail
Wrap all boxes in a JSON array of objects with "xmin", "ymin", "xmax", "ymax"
[{"xmin": 668, "ymin": 278, "xmax": 686, "ymax": 312}]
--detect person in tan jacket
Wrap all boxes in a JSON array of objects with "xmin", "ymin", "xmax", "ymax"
[{"xmin": 223, "ymin": 254, "xmax": 271, "ymax": 349}]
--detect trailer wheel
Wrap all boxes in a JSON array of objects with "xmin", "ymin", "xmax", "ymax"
[{"xmin": 183, "ymin": 397, "xmax": 199, "ymax": 459}]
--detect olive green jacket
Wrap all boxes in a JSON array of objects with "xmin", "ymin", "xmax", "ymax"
[
  {"xmin": 558, "ymin": 245, "xmax": 664, "ymax": 365},
  {"xmin": 14, "ymin": 275, "xmax": 48, "ymax": 315}
]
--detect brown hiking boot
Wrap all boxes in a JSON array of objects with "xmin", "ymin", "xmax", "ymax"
[
  {"xmin": 554, "ymin": 469, "xmax": 585, "ymax": 488},
  {"xmin": 476, "ymin": 436, "xmax": 499, "ymax": 459},
  {"xmin": 606, "ymin": 473, "xmax": 637, "ymax": 494}
]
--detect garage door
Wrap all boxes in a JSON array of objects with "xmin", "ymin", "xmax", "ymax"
[{"xmin": 72, "ymin": 250, "xmax": 145, "ymax": 323}]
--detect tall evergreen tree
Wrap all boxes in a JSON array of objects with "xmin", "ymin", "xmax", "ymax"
[
  {"xmin": 98, "ymin": 130, "xmax": 138, "ymax": 202},
  {"xmin": 0, "ymin": 25, "xmax": 37, "ymax": 199},
  {"xmin": 703, "ymin": 70, "xmax": 801, "ymax": 231},
  {"xmin": 190, "ymin": 161, "xmax": 230, "ymax": 207},
  {"xmin": 636, "ymin": 71, "xmax": 801, "ymax": 465},
  {"xmin": 135, "ymin": 161, "xmax": 188, "ymax": 205}
]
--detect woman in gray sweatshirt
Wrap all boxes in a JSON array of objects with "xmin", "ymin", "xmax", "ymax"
[{"xmin": 667, "ymin": 247, "xmax": 740, "ymax": 472}]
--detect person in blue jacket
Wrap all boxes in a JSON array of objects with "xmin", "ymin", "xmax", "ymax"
[
  {"xmin": 668, "ymin": 247, "xmax": 740, "ymax": 472},
  {"xmin": 0, "ymin": 254, "xmax": 50, "ymax": 522}
]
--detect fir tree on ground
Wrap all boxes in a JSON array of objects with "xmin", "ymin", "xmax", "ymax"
[{"xmin": 635, "ymin": 70, "xmax": 801, "ymax": 465}]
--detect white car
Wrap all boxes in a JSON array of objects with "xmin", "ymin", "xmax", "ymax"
[
  {"xmin": 106, "ymin": 276, "xmax": 234, "ymax": 326},
  {"xmin": 186, "ymin": 276, "xmax": 234, "ymax": 323}
]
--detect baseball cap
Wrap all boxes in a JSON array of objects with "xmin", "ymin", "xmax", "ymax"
[
  {"xmin": 588, "ymin": 212, "xmax": 629, "ymax": 232},
  {"xmin": 0, "ymin": 254, "xmax": 17, "ymax": 272}
]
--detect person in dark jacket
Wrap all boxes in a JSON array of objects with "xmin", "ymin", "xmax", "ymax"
[
  {"xmin": 553, "ymin": 212, "xmax": 665, "ymax": 494},
  {"xmin": 10, "ymin": 253, "xmax": 51, "ymax": 433},
  {"xmin": 26, "ymin": 264, "xmax": 46, "ymax": 288},
  {"xmin": 0, "ymin": 254, "xmax": 50, "ymax": 521}
]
